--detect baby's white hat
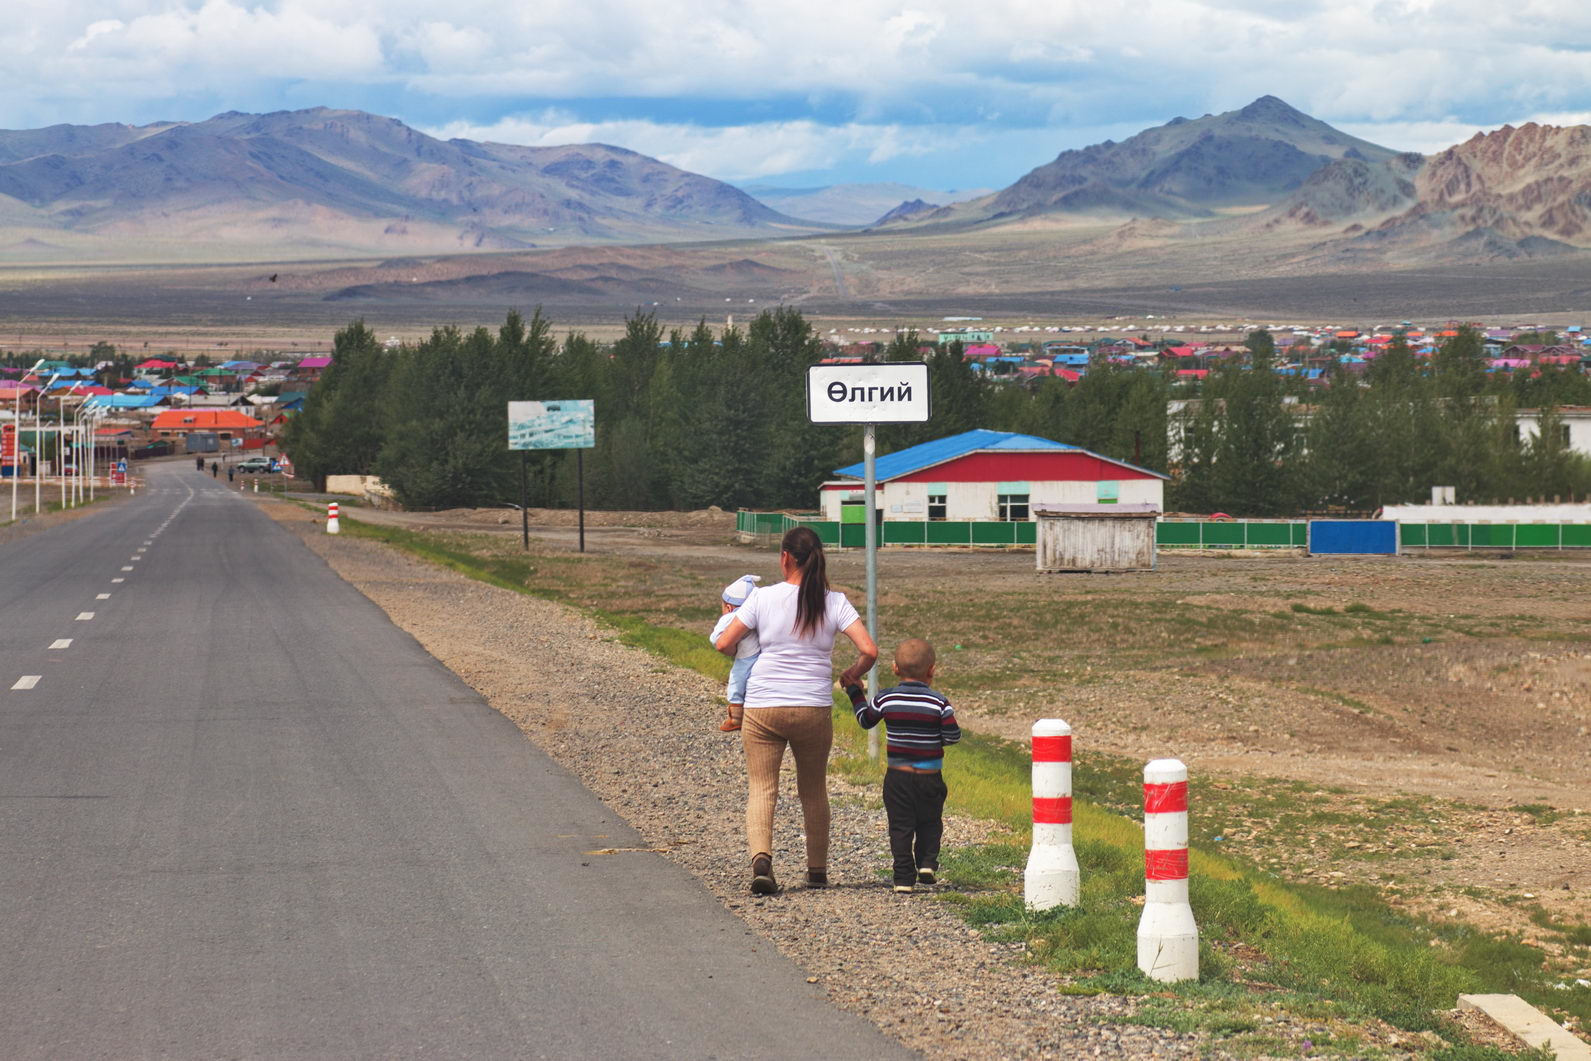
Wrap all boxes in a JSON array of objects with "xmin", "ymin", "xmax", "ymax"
[{"xmin": 722, "ymin": 574, "xmax": 762, "ymax": 606}]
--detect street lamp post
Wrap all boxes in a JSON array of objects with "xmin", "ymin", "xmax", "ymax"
[
  {"xmin": 35, "ymin": 372, "xmax": 59, "ymax": 517},
  {"xmin": 58, "ymin": 382, "xmax": 82, "ymax": 509},
  {"xmin": 11, "ymin": 358, "xmax": 45, "ymax": 522}
]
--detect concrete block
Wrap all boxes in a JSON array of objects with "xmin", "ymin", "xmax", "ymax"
[{"xmin": 1457, "ymin": 993, "xmax": 1590, "ymax": 1060}]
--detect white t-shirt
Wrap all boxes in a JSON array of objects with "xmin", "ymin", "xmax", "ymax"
[{"xmin": 734, "ymin": 581, "xmax": 861, "ymax": 709}]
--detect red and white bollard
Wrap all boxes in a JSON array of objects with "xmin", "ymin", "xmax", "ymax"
[
  {"xmin": 1024, "ymin": 718, "xmax": 1079, "ymax": 909},
  {"xmin": 326, "ymin": 501, "xmax": 340, "ymax": 534},
  {"xmin": 1137, "ymin": 758, "xmax": 1198, "ymax": 982}
]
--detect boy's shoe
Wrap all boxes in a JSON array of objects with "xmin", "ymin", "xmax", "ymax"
[
  {"xmin": 806, "ymin": 868, "xmax": 828, "ymax": 888},
  {"xmin": 916, "ymin": 868, "xmax": 937, "ymax": 885},
  {"xmin": 892, "ymin": 882, "xmax": 915, "ymax": 894},
  {"xmin": 751, "ymin": 855, "xmax": 778, "ymax": 895}
]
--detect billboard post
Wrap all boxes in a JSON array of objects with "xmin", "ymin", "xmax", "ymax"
[{"xmin": 508, "ymin": 400, "xmax": 596, "ymax": 553}]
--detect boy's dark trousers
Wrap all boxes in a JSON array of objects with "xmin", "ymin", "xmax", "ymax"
[{"xmin": 882, "ymin": 768, "xmax": 947, "ymax": 885}]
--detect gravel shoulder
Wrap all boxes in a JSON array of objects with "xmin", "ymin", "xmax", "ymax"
[{"xmin": 257, "ymin": 499, "xmax": 1208, "ymax": 1060}]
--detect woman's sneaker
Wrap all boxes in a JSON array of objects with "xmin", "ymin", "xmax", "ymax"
[
  {"xmin": 916, "ymin": 868, "xmax": 936, "ymax": 885},
  {"xmin": 892, "ymin": 881, "xmax": 915, "ymax": 893},
  {"xmin": 751, "ymin": 855, "xmax": 778, "ymax": 894}
]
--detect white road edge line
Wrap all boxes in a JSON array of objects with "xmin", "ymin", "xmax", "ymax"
[{"xmin": 11, "ymin": 676, "xmax": 41, "ymax": 690}]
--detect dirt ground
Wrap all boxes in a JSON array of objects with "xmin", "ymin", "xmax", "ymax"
[{"xmin": 334, "ymin": 503, "xmax": 1590, "ymax": 968}]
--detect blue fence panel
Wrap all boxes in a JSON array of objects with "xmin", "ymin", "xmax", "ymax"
[{"xmin": 1307, "ymin": 520, "xmax": 1398, "ymax": 556}]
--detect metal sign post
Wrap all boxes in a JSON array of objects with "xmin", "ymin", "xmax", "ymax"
[
  {"xmin": 806, "ymin": 361, "xmax": 930, "ymax": 759},
  {"xmin": 508, "ymin": 400, "xmax": 595, "ymax": 553}
]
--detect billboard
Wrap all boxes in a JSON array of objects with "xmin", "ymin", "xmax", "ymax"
[
  {"xmin": 1, "ymin": 422, "xmax": 14, "ymax": 470},
  {"xmin": 508, "ymin": 400, "xmax": 595, "ymax": 450}
]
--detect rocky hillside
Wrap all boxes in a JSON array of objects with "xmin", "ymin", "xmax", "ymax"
[
  {"xmin": 0, "ymin": 108, "xmax": 816, "ymax": 257},
  {"xmin": 920, "ymin": 96, "xmax": 1398, "ymax": 225}
]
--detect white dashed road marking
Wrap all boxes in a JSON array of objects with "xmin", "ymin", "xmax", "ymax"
[
  {"xmin": 96, "ymin": 593, "xmax": 110, "ymax": 600},
  {"xmin": 120, "ymin": 566, "xmax": 133, "ymax": 572},
  {"xmin": 11, "ymin": 676, "xmax": 41, "ymax": 690},
  {"xmin": 49, "ymin": 639, "xmax": 72, "ymax": 650},
  {"xmin": 112, "ymin": 578, "xmax": 125, "ymax": 584},
  {"xmin": 75, "ymin": 612, "xmax": 94, "ymax": 621}
]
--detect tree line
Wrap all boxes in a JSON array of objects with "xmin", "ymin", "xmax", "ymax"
[{"xmin": 279, "ymin": 310, "xmax": 1591, "ymax": 515}]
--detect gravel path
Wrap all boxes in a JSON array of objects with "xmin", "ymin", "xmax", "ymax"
[{"xmin": 262, "ymin": 501, "xmax": 1207, "ymax": 1060}]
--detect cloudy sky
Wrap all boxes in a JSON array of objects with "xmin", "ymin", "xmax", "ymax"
[{"xmin": 7, "ymin": 0, "xmax": 1591, "ymax": 190}]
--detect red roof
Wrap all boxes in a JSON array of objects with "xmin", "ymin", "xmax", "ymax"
[{"xmin": 150, "ymin": 410, "xmax": 264, "ymax": 430}]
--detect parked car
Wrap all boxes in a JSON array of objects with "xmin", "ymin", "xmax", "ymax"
[{"xmin": 235, "ymin": 456, "xmax": 275, "ymax": 474}]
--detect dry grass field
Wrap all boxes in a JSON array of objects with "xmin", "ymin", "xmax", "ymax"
[{"xmin": 8, "ymin": 223, "xmax": 1591, "ymax": 361}]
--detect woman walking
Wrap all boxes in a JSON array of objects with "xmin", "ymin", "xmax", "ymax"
[{"xmin": 715, "ymin": 527, "xmax": 877, "ymax": 894}]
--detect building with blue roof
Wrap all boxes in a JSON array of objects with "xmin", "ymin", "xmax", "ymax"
[
  {"xmin": 85, "ymin": 394, "xmax": 166, "ymax": 410},
  {"xmin": 821, "ymin": 429, "xmax": 1167, "ymax": 522}
]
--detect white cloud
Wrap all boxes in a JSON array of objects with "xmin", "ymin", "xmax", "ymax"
[
  {"xmin": 425, "ymin": 112, "xmax": 984, "ymax": 181},
  {"xmin": 7, "ymin": 0, "xmax": 1591, "ymax": 181}
]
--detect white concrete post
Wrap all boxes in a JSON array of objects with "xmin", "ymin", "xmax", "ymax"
[
  {"xmin": 1137, "ymin": 758, "xmax": 1198, "ymax": 982},
  {"xmin": 1024, "ymin": 719, "xmax": 1079, "ymax": 909},
  {"xmin": 327, "ymin": 501, "xmax": 340, "ymax": 534}
]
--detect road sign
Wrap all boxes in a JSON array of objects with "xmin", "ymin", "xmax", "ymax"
[
  {"xmin": 508, "ymin": 400, "xmax": 595, "ymax": 450},
  {"xmin": 507, "ymin": 400, "xmax": 595, "ymax": 554},
  {"xmin": 806, "ymin": 363, "xmax": 930, "ymax": 424}
]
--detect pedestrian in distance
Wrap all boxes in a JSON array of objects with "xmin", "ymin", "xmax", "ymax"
[
  {"xmin": 715, "ymin": 526, "xmax": 877, "ymax": 894},
  {"xmin": 196, "ymin": 455, "xmax": 204, "ymax": 471},
  {"xmin": 846, "ymin": 639, "xmax": 960, "ymax": 892},
  {"xmin": 227, "ymin": 465, "xmax": 234, "ymax": 482},
  {"xmin": 708, "ymin": 574, "xmax": 762, "ymax": 732},
  {"xmin": 210, "ymin": 461, "xmax": 218, "ymax": 477}
]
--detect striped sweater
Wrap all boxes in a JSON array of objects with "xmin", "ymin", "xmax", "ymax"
[{"xmin": 851, "ymin": 680, "xmax": 960, "ymax": 761}]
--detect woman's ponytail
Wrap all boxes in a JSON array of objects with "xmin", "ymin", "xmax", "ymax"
[{"xmin": 781, "ymin": 526, "xmax": 829, "ymax": 636}]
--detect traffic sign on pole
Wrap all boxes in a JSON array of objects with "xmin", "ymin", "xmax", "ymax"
[
  {"xmin": 807, "ymin": 361, "xmax": 931, "ymax": 757},
  {"xmin": 806, "ymin": 363, "xmax": 930, "ymax": 424}
]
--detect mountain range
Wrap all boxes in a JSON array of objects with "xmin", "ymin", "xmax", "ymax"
[
  {"xmin": 0, "ymin": 108, "xmax": 817, "ymax": 259},
  {"xmin": 6, "ymin": 99, "xmax": 1591, "ymax": 282},
  {"xmin": 740, "ymin": 182, "xmax": 990, "ymax": 225}
]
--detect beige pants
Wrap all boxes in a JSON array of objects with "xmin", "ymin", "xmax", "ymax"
[{"xmin": 742, "ymin": 707, "xmax": 833, "ymax": 869}]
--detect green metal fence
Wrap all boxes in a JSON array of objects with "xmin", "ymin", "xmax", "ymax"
[
  {"xmin": 1399, "ymin": 523, "xmax": 1591, "ymax": 549},
  {"xmin": 736, "ymin": 510, "xmax": 1034, "ymax": 547},
  {"xmin": 1156, "ymin": 519, "xmax": 1306, "ymax": 549},
  {"xmin": 735, "ymin": 511, "xmax": 1591, "ymax": 551}
]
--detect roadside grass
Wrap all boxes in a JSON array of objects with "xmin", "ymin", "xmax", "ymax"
[{"xmin": 325, "ymin": 512, "xmax": 1590, "ymax": 1055}]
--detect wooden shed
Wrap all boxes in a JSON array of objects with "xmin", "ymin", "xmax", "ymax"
[{"xmin": 1034, "ymin": 503, "xmax": 1159, "ymax": 573}]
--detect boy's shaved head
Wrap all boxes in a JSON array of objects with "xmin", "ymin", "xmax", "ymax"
[{"xmin": 894, "ymin": 638, "xmax": 936, "ymax": 680}]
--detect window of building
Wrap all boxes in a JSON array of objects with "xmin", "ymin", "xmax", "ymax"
[
  {"xmin": 927, "ymin": 494, "xmax": 947, "ymax": 521},
  {"xmin": 997, "ymin": 493, "xmax": 1029, "ymax": 521},
  {"xmin": 1557, "ymin": 423, "xmax": 1572, "ymax": 447}
]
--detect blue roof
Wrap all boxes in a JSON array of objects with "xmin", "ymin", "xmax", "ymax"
[
  {"xmin": 833, "ymin": 429, "xmax": 1169, "ymax": 482},
  {"xmin": 85, "ymin": 394, "xmax": 164, "ymax": 409}
]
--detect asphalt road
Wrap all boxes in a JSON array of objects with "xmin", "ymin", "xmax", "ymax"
[{"xmin": 0, "ymin": 463, "xmax": 912, "ymax": 1060}]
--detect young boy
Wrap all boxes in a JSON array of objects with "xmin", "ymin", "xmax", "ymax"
[
  {"xmin": 708, "ymin": 575, "xmax": 761, "ymax": 732},
  {"xmin": 847, "ymin": 638, "xmax": 960, "ymax": 892}
]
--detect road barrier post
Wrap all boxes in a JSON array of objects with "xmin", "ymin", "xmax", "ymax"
[
  {"xmin": 1024, "ymin": 718, "xmax": 1079, "ymax": 909},
  {"xmin": 327, "ymin": 501, "xmax": 340, "ymax": 535},
  {"xmin": 1137, "ymin": 758, "xmax": 1198, "ymax": 982}
]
